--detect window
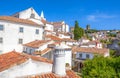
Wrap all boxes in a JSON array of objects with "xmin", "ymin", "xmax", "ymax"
[
  {"xmin": 18, "ymin": 39, "xmax": 23, "ymax": 44},
  {"xmin": 86, "ymin": 54, "xmax": 90, "ymax": 59},
  {"xmin": 0, "ymin": 38, "xmax": 3, "ymax": 43},
  {"xmin": 0, "ymin": 50, "xmax": 2, "ymax": 54},
  {"xmin": 30, "ymin": 13, "xmax": 35, "ymax": 18},
  {"xmin": 29, "ymin": 49, "xmax": 33, "ymax": 54},
  {"xmin": 79, "ymin": 54, "xmax": 82, "ymax": 58},
  {"xmin": 19, "ymin": 27, "xmax": 24, "ymax": 33},
  {"xmin": 35, "ymin": 29, "xmax": 39, "ymax": 34},
  {"xmin": 0, "ymin": 25, "xmax": 4, "ymax": 31}
]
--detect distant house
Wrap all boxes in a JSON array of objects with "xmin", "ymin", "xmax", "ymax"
[
  {"xmin": 61, "ymin": 38, "xmax": 78, "ymax": 46},
  {"xmin": 80, "ymin": 41, "xmax": 102, "ymax": 48},
  {"xmin": 56, "ymin": 32, "xmax": 71, "ymax": 38},
  {"xmin": 79, "ymin": 37, "xmax": 90, "ymax": 44},
  {"xmin": 117, "ymin": 32, "xmax": 120, "ymax": 38},
  {"xmin": 72, "ymin": 47, "xmax": 109, "ymax": 60},
  {"xmin": 23, "ymin": 40, "xmax": 54, "ymax": 59},
  {"xmin": 52, "ymin": 21, "xmax": 69, "ymax": 32}
]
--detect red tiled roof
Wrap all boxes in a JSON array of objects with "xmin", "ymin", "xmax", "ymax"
[
  {"xmin": 0, "ymin": 51, "xmax": 28, "ymax": 72},
  {"xmin": 45, "ymin": 35, "xmax": 62, "ymax": 41},
  {"xmin": 34, "ymin": 48, "xmax": 52, "ymax": 55},
  {"xmin": 0, "ymin": 51, "xmax": 52, "ymax": 72},
  {"xmin": 41, "ymin": 18, "xmax": 46, "ymax": 24},
  {"xmin": 45, "ymin": 30, "xmax": 53, "ymax": 32},
  {"xmin": 57, "ymin": 32, "xmax": 70, "ymax": 36},
  {"xmin": 52, "ymin": 21, "xmax": 64, "ymax": 26},
  {"xmin": 24, "ymin": 54, "xmax": 52, "ymax": 63},
  {"xmin": 23, "ymin": 70, "xmax": 80, "ymax": 78},
  {"xmin": 0, "ymin": 16, "xmax": 41, "ymax": 26},
  {"xmin": 23, "ymin": 40, "xmax": 51, "ymax": 48},
  {"xmin": 72, "ymin": 47, "xmax": 109, "ymax": 55},
  {"xmin": 62, "ymin": 38, "xmax": 77, "ymax": 42}
]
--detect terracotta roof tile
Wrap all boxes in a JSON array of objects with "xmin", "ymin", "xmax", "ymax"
[
  {"xmin": 57, "ymin": 32, "xmax": 70, "ymax": 36},
  {"xmin": 0, "ymin": 16, "xmax": 41, "ymax": 26},
  {"xmin": 52, "ymin": 22, "xmax": 64, "ymax": 26},
  {"xmin": 34, "ymin": 48, "xmax": 52, "ymax": 55},
  {"xmin": 72, "ymin": 47, "xmax": 109, "ymax": 55},
  {"xmin": 41, "ymin": 18, "xmax": 46, "ymax": 24},
  {"xmin": 24, "ymin": 54, "xmax": 52, "ymax": 64},
  {"xmin": 45, "ymin": 29, "xmax": 53, "ymax": 32},
  {"xmin": 23, "ymin": 40, "xmax": 51, "ymax": 48},
  {"xmin": 45, "ymin": 35, "xmax": 62, "ymax": 41},
  {"xmin": 23, "ymin": 70, "xmax": 80, "ymax": 78},
  {"xmin": 62, "ymin": 38, "xmax": 77, "ymax": 42},
  {"xmin": 0, "ymin": 51, "xmax": 28, "ymax": 72},
  {"xmin": 0, "ymin": 51, "xmax": 52, "ymax": 72}
]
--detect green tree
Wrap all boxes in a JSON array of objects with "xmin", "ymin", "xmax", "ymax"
[
  {"xmin": 74, "ymin": 21, "xmax": 84, "ymax": 40},
  {"xmin": 82, "ymin": 56, "xmax": 120, "ymax": 78}
]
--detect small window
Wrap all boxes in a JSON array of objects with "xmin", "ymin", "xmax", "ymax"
[
  {"xmin": 86, "ymin": 54, "xmax": 90, "ymax": 59},
  {"xmin": 30, "ymin": 13, "xmax": 35, "ymax": 18},
  {"xmin": 35, "ymin": 29, "xmax": 39, "ymax": 34},
  {"xmin": 19, "ymin": 27, "xmax": 24, "ymax": 33},
  {"xmin": 0, "ymin": 38, "xmax": 3, "ymax": 43},
  {"xmin": 79, "ymin": 54, "xmax": 82, "ymax": 58},
  {"xmin": 0, "ymin": 50, "xmax": 2, "ymax": 54},
  {"xmin": 18, "ymin": 39, "xmax": 23, "ymax": 44},
  {"xmin": 0, "ymin": 25, "xmax": 4, "ymax": 31}
]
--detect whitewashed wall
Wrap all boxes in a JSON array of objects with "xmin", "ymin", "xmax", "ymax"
[
  {"xmin": 65, "ymin": 24, "xmax": 69, "ymax": 32},
  {"xmin": 0, "ymin": 59, "xmax": 52, "ymax": 78},
  {"xmin": 65, "ymin": 50, "xmax": 72, "ymax": 67},
  {"xmin": 18, "ymin": 8, "xmax": 40, "ymax": 20},
  {"xmin": 45, "ymin": 24, "xmax": 54, "ymax": 31},
  {"xmin": 0, "ymin": 20, "xmax": 43, "ymax": 53}
]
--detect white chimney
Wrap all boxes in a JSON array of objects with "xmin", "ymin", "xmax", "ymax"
[{"xmin": 52, "ymin": 45, "xmax": 66, "ymax": 76}]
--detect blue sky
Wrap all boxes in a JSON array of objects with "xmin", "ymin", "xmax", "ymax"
[{"xmin": 0, "ymin": 0, "xmax": 120, "ymax": 30}]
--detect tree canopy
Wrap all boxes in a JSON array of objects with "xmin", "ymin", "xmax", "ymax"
[
  {"xmin": 82, "ymin": 56, "xmax": 120, "ymax": 78},
  {"xmin": 74, "ymin": 21, "xmax": 84, "ymax": 40}
]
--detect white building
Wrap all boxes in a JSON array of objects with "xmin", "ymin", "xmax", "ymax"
[
  {"xmin": 53, "ymin": 21, "xmax": 69, "ymax": 32},
  {"xmin": 80, "ymin": 41, "xmax": 102, "ymax": 48},
  {"xmin": 56, "ymin": 32, "xmax": 71, "ymax": 38},
  {"xmin": 72, "ymin": 47, "xmax": 109, "ymax": 60},
  {"xmin": 0, "ymin": 16, "xmax": 44, "ymax": 53}
]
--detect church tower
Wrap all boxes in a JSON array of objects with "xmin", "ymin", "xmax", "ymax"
[{"xmin": 41, "ymin": 11, "xmax": 44, "ymax": 18}]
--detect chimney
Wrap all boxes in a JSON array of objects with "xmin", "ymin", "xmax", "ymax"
[{"xmin": 52, "ymin": 45, "xmax": 66, "ymax": 76}]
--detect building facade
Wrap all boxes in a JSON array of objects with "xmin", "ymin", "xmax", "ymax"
[{"xmin": 0, "ymin": 16, "xmax": 44, "ymax": 53}]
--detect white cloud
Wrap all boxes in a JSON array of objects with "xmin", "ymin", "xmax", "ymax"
[
  {"xmin": 87, "ymin": 15, "xmax": 97, "ymax": 21},
  {"xmin": 87, "ymin": 14, "xmax": 116, "ymax": 22}
]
